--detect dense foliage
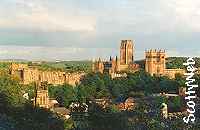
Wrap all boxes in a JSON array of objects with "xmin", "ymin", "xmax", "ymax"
[
  {"xmin": 48, "ymin": 70, "xmax": 192, "ymax": 108},
  {"xmin": 48, "ymin": 71, "xmax": 200, "ymax": 130},
  {"xmin": 0, "ymin": 62, "xmax": 10, "ymax": 70},
  {"xmin": 166, "ymin": 57, "xmax": 200, "ymax": 69},
  {"xmin": 0, "ymin": 72, "xmax": 66, "ymax": 130},
  {"xmin": 48, "ymin": 84, "xmax": 76, "ymax": 107},
  {"xmin": 78, "ymin": 71, "xmax": 183, "ymax": 99},
  {"xmin": 1, "ymin": 58, "xmax": 200, "ymax": 129}
]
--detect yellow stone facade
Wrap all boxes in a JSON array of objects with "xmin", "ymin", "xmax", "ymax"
[
  {"xmin": 92, "ymin": 40, "xmax": 139, "ymax": 75},
  {"xmin": 9, "ymin": 63, "xmax": 85, "ymax": 86},
  {"xmin": 145, "ymin": 49, "xmax": 185, "ymax": 78},
  {"xmin": 164, "ymin": 69, "xmax": 185, "ymax": 79},
  {"xmin": 34, "ymin": 89, "xmax": 49, "ymax": 108},
  {"xmin": 120, "ymin": 40, "xmax": 134, "ymax": 65},
  {"xmin": 145, "ymin": 49, "xmax": 166, "ymax": 76}
]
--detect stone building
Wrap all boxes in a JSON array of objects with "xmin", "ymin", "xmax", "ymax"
[
  {"xmin": 145, "ymin": 49, "xmax": 166, "ymax": 76},
  {"xmin": 116, "ymin": 97, "xmax": 136, "ymax": 111},
  {"xmin": 34, "ymin": 89, "xmax": 49, "ymax": 108},
  {"xmin": 120, "ymin": 40, "xmax": 134, "ymax": 65},
  {"xmin": 9, "ymin": 63, "xmax": 85, "ymax": 86},
  {"xmin": 92, "ymin": 40, "xmax": 139, "ymax": 76},
  {"xmin": 93, "ymin": 40, "xmax": 185, "ymax": 79},
  {"xmin": 145, "ymin": 49, "xmax": 185, "ymax": 78},
  {"xmin": 164, "ymin": 69, "xmax": 185, "ymax": 79}
]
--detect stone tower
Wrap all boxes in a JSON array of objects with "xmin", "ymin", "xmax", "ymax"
[
  {"xmin": 120, "ymin": 40, "xmax": 134, "ymax": 65},
  {"xmin": 145, "ymin": 49, "xmax": 166, "ymax": 76},
  {"xmin": 9, "ymin": 63, "xmax": 28, "ymax": 80},
  {"xmin": 34, "ymin": 83, "xmax": 49, "ymax": 108},
  {"xmin": 92, "ymin": 58, "xmax": 104, "ymax": 73},
  {"xmin": 35, "ymin": 89, "xmax": 49, "ymax": 108}
]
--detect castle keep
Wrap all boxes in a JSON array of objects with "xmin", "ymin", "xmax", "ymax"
[
  {"xmin": 145, "ymin": 49, "xmax": 185, "ymax": 78},
  {"xmin": 145, "ymin": 49, "xmax": 166, "ymax": 76},
  {"xmin": 92, "ymin": 40, "xmax": 139, "ymax": 75},
  {"xmin": 9, "ymin": 63, "xmax": 85, "ymax": 86}
]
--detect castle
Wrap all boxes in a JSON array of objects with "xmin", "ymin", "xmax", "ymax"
[
  {"xmin": 92, "ymin": 40, "xmax": 139, "ymax": 76},
  {"xmin": 10, "ymin": 39, "xmax": 186, "ymax": 86},
  {"xmin": 145, "ymin": 49, "xmax": 185, "ymax": 78},
  {"xmin": 145, "ymin": 49, "xmax": 166, "ymax": 76},
  {"xmin": 9, "ymin": 63, "xmax": 85, "ymax": 86},
  {"xmin": 93, "ymin": 40, "xmax": 185, "ymax": 79}
]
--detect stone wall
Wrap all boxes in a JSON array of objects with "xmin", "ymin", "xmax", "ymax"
[
  {"xmin": 23, "ymin": 68, "xmax": 39, "ymax": 84},
  {"xmin": 10, "ymin": 63, "xmax": 85, "ymax": 86},
  {"xmin": 164, "ymin": 69, "xmax": 185, "ymax": 79},
  {"xmin": 39, "ymin": 71, "xmax": 66, "ymax": 85}
]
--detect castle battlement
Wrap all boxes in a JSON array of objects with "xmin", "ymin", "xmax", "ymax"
[
  {"xmin": 145, "ymin": 49, "xmax": 165, "ymax": 53},
  {"xmin": 120, "ymin": 40, "xmax": 133, "ymax": 48}
]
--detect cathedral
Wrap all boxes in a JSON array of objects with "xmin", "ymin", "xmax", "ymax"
[
  {"xmin": 92, "ymin": 40, "xmax": 139, "ymax": 75},
  {"xmin": 93, "ymin": 39, "xmax": 185, "ymax": 79}
]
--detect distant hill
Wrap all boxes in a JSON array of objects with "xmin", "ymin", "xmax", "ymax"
[
  {"xmin": 0, "ymin": 59, "xmax": 29, "ymax": 63},
  {"xmin": 28, "ymin": 60, "xmax": 92, "ymax": 72},
  {"xmin": 135, "ymin": 59, "xmax": 145, "ymax": 69},
  {"xmin": 135, "ymin": 57, "xmax": 200, "ymax": 69},
  {"xmin": 1, "ymin": 57, "xmax": 199, "ymax": 72},
  {"xmin": 0, "ymin": 60, "xmax": 93, "ymax": 73},
  {"xmin": 166, "ymin": 57, "xmax": 200, "ymax": 69}
]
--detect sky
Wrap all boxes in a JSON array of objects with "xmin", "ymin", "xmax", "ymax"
[{"xmin": 0, "ymin": 0, "xmax": 200, "ymax": 61}]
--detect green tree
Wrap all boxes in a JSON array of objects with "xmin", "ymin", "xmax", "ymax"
[{"xmin": 48, "ymin": 84, "xmax": 76, "ymax": 107}]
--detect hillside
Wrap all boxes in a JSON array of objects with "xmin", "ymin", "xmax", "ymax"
[
  {"xmin": 1, "ymin": 57, "xmax": 200, "ymax": 72},
  {"xmin": 135, "ymin": 57, "xmax": 200, "ymax": 69}
]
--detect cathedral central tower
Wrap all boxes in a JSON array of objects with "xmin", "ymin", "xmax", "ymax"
[{"xmin": 120, "ymin": 40, "xmax": 134, "ymax": 65}]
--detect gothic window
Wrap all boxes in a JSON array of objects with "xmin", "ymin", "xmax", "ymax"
[
  {"xmin": 40, "ymin": 97, "xmax": 42, "ymax": 105},
  {"xmin": 43, "ymin": 96, "xmax": 46, "ymax": 104}
]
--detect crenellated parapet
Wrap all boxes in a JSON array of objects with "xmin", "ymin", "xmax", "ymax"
[
  {"xmin": 145, "ymin": 49, "xmax": 165, "ymax": 53},
  {"xmin": 145, "ymin": 49, "xmax": 166, "ymax": 58},
  {"xmin": 145, "ymin": 49, "xmax": 166, "ymax": 76},
  {"xmin": 120, "ymin": 40, "xmax": 133, "ymax": 48}
]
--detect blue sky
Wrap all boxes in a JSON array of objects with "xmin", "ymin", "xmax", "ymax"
[{"xmin": 0, "ymin": 0, "xmax": 200, "ymax": 61}]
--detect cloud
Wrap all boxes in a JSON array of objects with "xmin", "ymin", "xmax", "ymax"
[
  {"xmin": 0, "ymin": 45, "xmax": 116, "ymax": 61},
  {"xmin": 0, "ymin": 0, "xmax": 96, "ymax": 32},
  {"xmin": 159, "ymin": 0, "xmax": 200, "ymax": 32},
  {"xmin": 0, "ymin": 0, "xmax": 200, "ymax": 60}
]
